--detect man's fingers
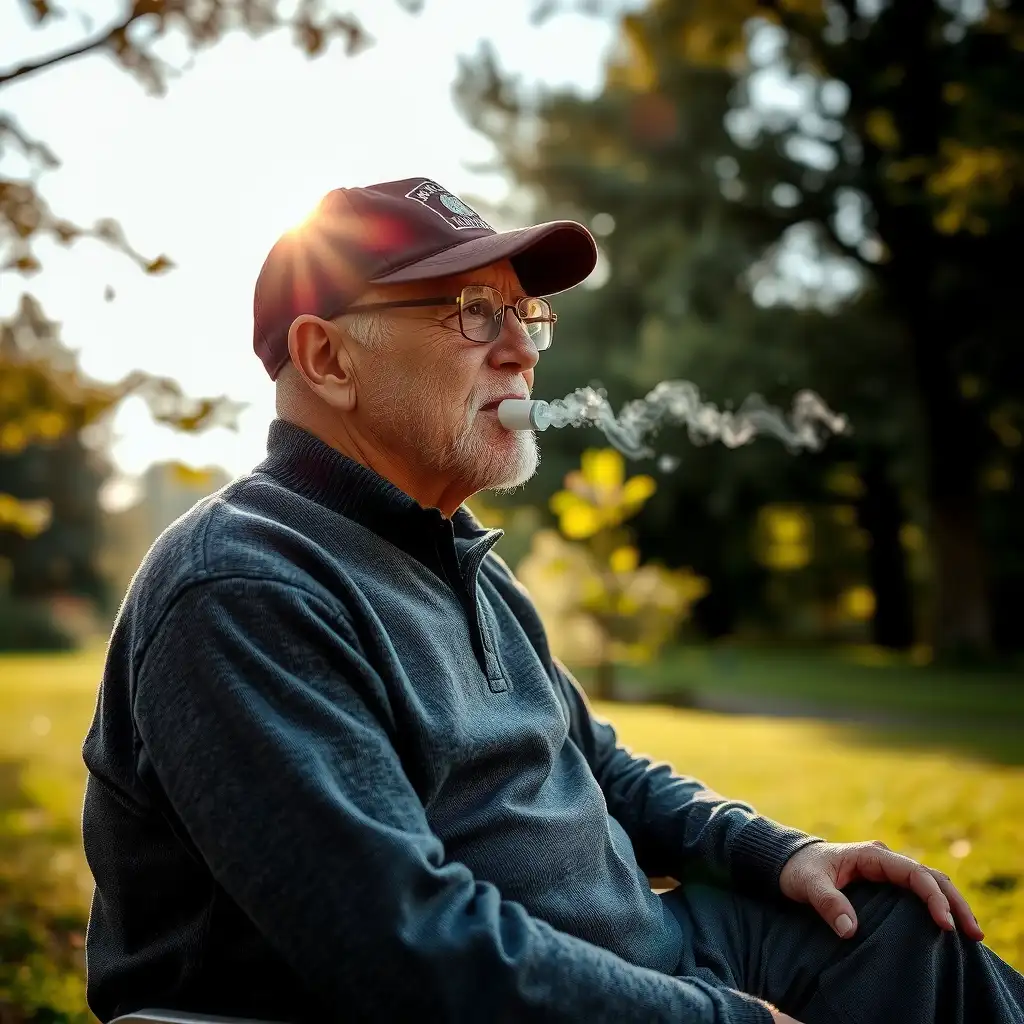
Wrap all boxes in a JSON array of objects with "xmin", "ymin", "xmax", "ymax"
[
  {"xmin": 933, "ymin": 870, "xmax": 985, "ymax": 940},
  {"xmin": 808, "ymin": 878, "xmax": 859, "ymax": 938},
  {"xmin": 858, "ymin": 847, "xmax": 955, "ymax": 931}
]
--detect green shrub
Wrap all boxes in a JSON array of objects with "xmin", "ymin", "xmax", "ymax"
[{"xmin": 0, "ymin": 593, "xmax": 75, "ymax": 653}]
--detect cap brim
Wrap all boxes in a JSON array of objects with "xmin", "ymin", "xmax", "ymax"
[{"xmin": 368, "ymin": 221, "xmax": 598, "ymax": 297}]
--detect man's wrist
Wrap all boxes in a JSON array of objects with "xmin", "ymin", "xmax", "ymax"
[{"xmin": 730, "ymin": 817, "xmax": 825, "ymax": 893}]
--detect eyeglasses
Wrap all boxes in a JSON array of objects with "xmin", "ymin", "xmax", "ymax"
[{"xmin": 342, "ymin": 284, "xmax": 557, "ymax": 350}]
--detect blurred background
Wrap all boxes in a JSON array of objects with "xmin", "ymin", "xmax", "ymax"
[{"xmin": 1, "ymin": 0, "xmax": 1022, "ymax": 1019}]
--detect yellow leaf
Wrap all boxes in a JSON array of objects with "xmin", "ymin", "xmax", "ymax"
[
  {"xmin": 550, "ymin": 490, "xmax": 584, "ymax": 516},
  {"xmin": 943, "ymin": 82, "xmax": 967, "ymax": 104},
  {"xmin": 170, "ymin": 463, "xmax": 216, "ymax": 488},
  {"xmin": 581, "ymin": 449, "xmax": 624, "ymax": 494},
  {"xmin": 560, "ymin": 503, "xmax": 603, "ymax": 540},
  {"xmin": 608, "ymin": 14, "xmax": 658, "ymax": 92},
  {"xmin": 886, "ymin": 157, "xmax": 931, "ymax": 184},
  {"xmin": 613, "ymin": 640, "xmax": 655, "ymax": 664},
  {"xmin": 0, "ymin": 493, "xmax": 52, "ymax": 538},
  {"xmin": 866, "ymin": 109, "xmax": 900, "ymax": 151},
  {"xmin": 610, "ymin": 546, "xmax": 640, "ymax": 573},
  {"xmin": 935, "ymin": 203, "xmax": 965, "ymax": 235},
  {"xmin": 763, "ymin": 505, "xmax": 810, "ymax": 544},
  {"xmin": 675, "ymin": 570, "xmax": 710, "ymax": 604},
  {"xmin": 825, "ymin": 464, "xmax": 865, "ymax": 499},
  {"xmin": 34, "ymin": 411, "xmax": 67, "ymax": 440},
  {"xmin": 762, "ymin": 542, "xmax": 810, "ymax": 571},
  {"xmin": 679, "ymin": 23, "xmax": 716, "ymax": 63},
  {"xmin": 620, "ymin": 473, "xmax": 657, "ymax": 509},
  {"xmin": 840, "ymin": 585, "xmax": 876, "ymax": 621},
  {"xmin": 900, "ymin": 523, "xmax": 925, "ymax": 551},
  {"xmin": 0, "ymin": 423, "xmax": 26, "ymax": 454}
]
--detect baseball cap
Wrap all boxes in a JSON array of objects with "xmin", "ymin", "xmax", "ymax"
[{"xmin": 252, "ymin": 177, "xmax": 598, "ymax": 379}]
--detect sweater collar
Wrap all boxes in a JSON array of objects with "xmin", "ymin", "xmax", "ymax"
[{"xmin": 255, "ymin": 418, "xmax": 501, "ymax": 549}]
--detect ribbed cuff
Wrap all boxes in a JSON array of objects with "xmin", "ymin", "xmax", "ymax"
[
  {"xmin": 720, "ymin": 987, "xmax": 777, "ymax": 1024},
  {"xmin": 730, "ymin": 816, "xmax": 824, "ymax": 892}
]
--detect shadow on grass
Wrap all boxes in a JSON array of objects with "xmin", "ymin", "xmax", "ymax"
[
  {"xmin": 829, "ymin": 719, "xmax": 1024, "ymax": 768},
  {"xmin": 584, "ymin": 648, "xmax": 1024, "ymax": 767},
  {"xmin": 619, "ymin": 686, "xmax": 1024, "ymax": 766}
]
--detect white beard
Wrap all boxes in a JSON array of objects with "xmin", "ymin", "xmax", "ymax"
[{"xmin": 441, "ymin": 412, "xmax": 540, "ymax": 495}]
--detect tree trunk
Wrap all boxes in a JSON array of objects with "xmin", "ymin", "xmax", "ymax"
[
  {"xmin": 909, "ymin": 323, "xmax": 992, "ymax": 660},
  {"xmin": 928, "ymin": 491, "xmax": 991, "ymax": 658},
  {"xmin": 857, "ymin": 447, "xmax": 915, "ymax": 650}
]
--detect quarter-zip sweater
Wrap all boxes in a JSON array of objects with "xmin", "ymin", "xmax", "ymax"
[{"xmin": 82, "ymin": 419, "xmax": 820, "ymax": 1024}]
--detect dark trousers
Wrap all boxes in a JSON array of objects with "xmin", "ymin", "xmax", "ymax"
[{"xmin": 663, "ymin": 879, "xmax": 1024, "ymax": 1022}]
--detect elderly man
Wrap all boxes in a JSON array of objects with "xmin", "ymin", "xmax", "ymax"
[{"xmin": 82, "ymin": 178, "xmax": 1023, "ymax": 1024}]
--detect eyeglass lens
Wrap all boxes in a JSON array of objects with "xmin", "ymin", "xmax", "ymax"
[{"xmin": 459, "ymin": 285, "xmax": 553, "ymax": 349}]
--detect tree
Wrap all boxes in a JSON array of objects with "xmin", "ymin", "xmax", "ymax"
[
  {"xmin": 1, "ymin": 0, "xmax": 406, "ymax": 281},
  {"xmin": 458, "ymin": 0, "xmax": 1024, "ymax": 659},
  {"xmin": 0, "ymin": 1, "xmax": 420, "ymax": 629},
  {"xmin": 457, "ymin": 35, "xmax": 922, "ymax": 650}
]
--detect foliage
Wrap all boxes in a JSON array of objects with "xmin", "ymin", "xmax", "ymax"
[
  {"xmin": 0, "ymin": 588, "xmax": 74, "ymax": 652},
  {"xmin": 517, "ymin": 448, "xmax": 707, "ymax": 696},
  {"xmin": 1, "ymin": 0, "xmax": 419, "ymax": 281},
  {"xmin": 459, "ymin": 0, "xmax": 1024, "ymax": 660},
  {"xmin": 463, "ymin": 494, "xmax": 545, "ymax": 574},
  {"xmin": 0, "ymin": 298, "xmax": 245, "ymax": 628},
  {"xmin": 0, "ymin": 0, "xmax": 415, "ymax": 285},
  {"xmin": 0, "ymin": 1, "xmax": 420, "ymax": 631}
]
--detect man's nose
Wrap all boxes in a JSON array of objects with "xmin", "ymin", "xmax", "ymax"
[{"xmin": 488, "ymin": 313, "xmax": 540, "ymax": 372}]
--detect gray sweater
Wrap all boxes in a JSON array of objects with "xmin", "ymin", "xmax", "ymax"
[{"xmin": 81, "ymin": 418, "xmax": 819, "ymax": 1023}]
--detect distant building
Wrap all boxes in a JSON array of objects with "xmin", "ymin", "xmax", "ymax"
[
  {"xmin": 100, "ymin": 461, "xmax": 232, "ymax": 604},
  {"xmin": 137, "ymin": 461, "xmax": 233, "ymax": 541}
]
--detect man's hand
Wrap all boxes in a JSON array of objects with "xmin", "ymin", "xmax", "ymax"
[
  {"xmin": 779, "ymin": 840, "xmax": 984, "ymax": 941},
  {"xmin": 770, "ymin": 1013, "xmax": 803, "ymax": 1023}
]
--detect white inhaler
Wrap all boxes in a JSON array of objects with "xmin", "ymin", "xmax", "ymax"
[{"xmin": 496, "ymin": 399, "xmax": 552, "ymax": 431}]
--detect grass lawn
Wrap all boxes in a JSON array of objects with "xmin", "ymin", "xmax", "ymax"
[{"xmin": 0, "ymin": 646, "xmax": 1022, "ymax": 1023}]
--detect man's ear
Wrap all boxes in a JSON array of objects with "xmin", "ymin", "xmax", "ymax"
[{"xmin": 286, "ymin": 314, "xmax": 356, "ymax": 412}]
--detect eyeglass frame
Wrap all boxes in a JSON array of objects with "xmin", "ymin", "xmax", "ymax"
[{"xmin": 332, "ymin": 285, "xmax": 558, "ymax": 348}]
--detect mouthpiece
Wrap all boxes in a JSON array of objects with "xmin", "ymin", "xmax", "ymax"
[{"xmin": 497, "ymin": 399, "xmax": 552, "ymax": 431}]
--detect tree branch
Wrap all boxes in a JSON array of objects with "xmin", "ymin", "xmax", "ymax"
[
  {"xmin": 0, "ymin": 11, "xmax": 139, "ymax": 89},
  {"xmin": 0, "ymin": 114, "xmax": 60, "ymax": 168}
]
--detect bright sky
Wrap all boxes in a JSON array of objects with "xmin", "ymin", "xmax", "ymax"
[{"xmin": 0, "ymin": 0, "xmax": 634, "ymax": 487}]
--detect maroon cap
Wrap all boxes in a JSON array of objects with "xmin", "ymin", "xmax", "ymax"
[{"xmin": 252, "ymin": 177, "xmax": 598, "ymax": 379}]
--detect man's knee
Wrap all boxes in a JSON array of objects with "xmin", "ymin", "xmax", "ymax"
[{"xmin": 843, "ymin": 879, "xmax": 943, "ymax": 945}]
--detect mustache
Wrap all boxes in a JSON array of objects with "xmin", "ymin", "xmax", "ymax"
[{"xmin": 474, "ymin": 385, "xmax": 530, "ymax": 409}]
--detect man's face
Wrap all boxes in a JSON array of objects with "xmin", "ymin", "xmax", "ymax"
[{"xmin": 345, "ymin": 260, "xmax": 541, "ymax": 496}]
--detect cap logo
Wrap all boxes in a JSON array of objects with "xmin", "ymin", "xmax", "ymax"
[{"xmin": 405, "ymin": 179, "xmax": 492, "ymax": 231}]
